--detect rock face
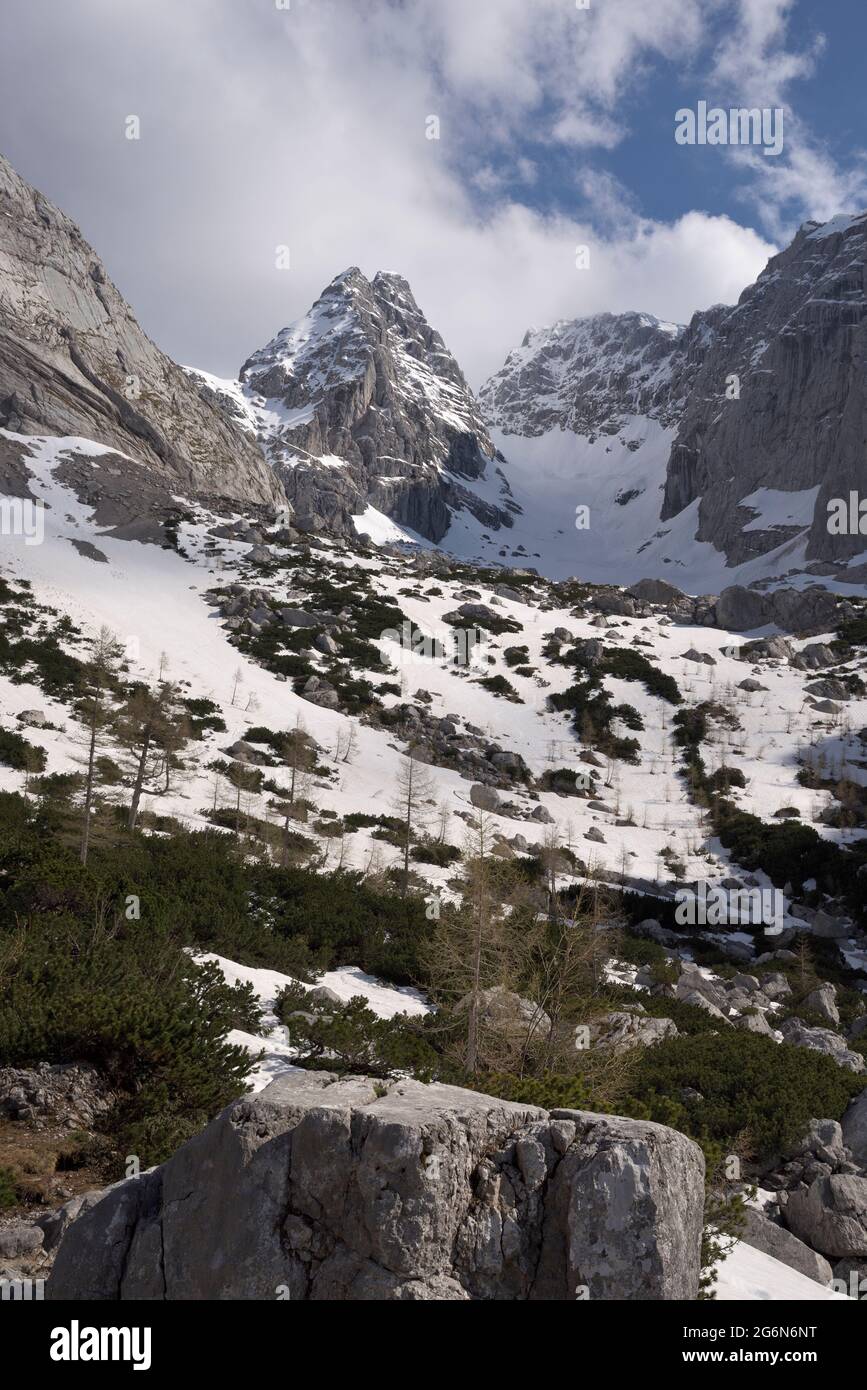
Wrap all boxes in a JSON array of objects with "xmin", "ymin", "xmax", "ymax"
[
  {"xmin": 47, "ymin": 1071, "xmax": 704, "ymax": 1301},
  {"xmin": 195, "ymin": 268, "xmax": 517, "ymax": 544},
  {"xmin": 661, "ymin": 213, "xmax": 867, "ymax": 568},
  {"xmin": 0, "ymin": 154, "xmax": 281, "ymax": 508}
]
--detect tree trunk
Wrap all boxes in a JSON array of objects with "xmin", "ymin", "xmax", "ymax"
[
  {"xmin": 80, "ymin": 715, "xmax": 98, "ymax": 865},
  {"xmin": 401, "ymin": 756, "xmax": 414, "ymax": 896},
  {"xmin": 127, "ymin": 725, "xmax": 152, "ymax": 831}
]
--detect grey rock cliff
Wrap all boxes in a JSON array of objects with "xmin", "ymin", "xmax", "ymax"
[
  {"xmin": 0, "ymin": 152, "xmax": 281, "ymax": 508},
  {"xmin": 662, "ymin": 212, "xmax": 867, "ymax": 568},
  {"xmin": 47, "ymin": 1070, "xmax": 704, "ymax": 1301}
]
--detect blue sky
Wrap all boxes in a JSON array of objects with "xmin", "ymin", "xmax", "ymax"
[{"xmin": 1, "ymin": 0, "xmax": 865, "ymax": 385}]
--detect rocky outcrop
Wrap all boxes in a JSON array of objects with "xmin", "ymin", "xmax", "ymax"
[
  {"xmin": 779, "ymin": 1018, "xmax": 866, "ymax": 1073},
  {"xmin": 0, "ymin": 153, "xmax": 281, "ymax": 508},
  {"xmin": 0, "ymin": 1062, "xmax": 114, "ymax": 1131},
  {"xmin": 589, "ymin": 1010, "xmax": 678, "ymax": 1051},
  {"xmin": 47, "ymin": 1071, "xmax": 705, "ymax": 1301}
]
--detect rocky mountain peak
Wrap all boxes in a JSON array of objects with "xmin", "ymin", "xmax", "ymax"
[{"xmin": 228, "ymin": 266, "xmax": 517, "ymax": 543}]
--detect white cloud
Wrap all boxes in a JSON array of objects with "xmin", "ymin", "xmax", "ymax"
[
  {"xmin": 0, "ymin": 0, "xmax": 779, "ymax": 388},
  {"xmin": 709, "ymin": 0, "xmax": 867, "ymax": 238}
]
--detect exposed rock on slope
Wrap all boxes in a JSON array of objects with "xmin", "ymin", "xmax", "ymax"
[
  {"xmin": 47, "ymin": 1071, "xmax": 704, "ymax": 1301},
  {"xmin": 195, "ymin": 268, "xmax": 517, "ymax": 542},
  {"xmin": 0, "ymin": 153, "xmax": 281, "ymax": 507}
]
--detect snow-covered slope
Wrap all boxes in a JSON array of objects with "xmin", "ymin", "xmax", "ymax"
[
  {"xmin": 715, "ymin": 1241, "xmax": 850, "ymax": 1302},
  {"xmin": 4, "ymin": 425, "xmax": 867, "ymax": 1302},
  {"xmin": 5, "ymin": 426, "xmax": 867, "ymax": 909}
]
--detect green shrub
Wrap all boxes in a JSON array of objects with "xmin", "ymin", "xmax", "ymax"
[
  {"xmin": 275, "ymin": 993, "xmax": 438, "ymax": 1079},
  {"xmin": 0, "ymin": 728, "xmax": 46, "ymax": 772},
  {"xmin": 623, "ymin": 1030, "xmax": 863, "ymax": 1160},
  {"xmin": 411, "ymin": 841, "xmax": 462, "ymax": 867}
]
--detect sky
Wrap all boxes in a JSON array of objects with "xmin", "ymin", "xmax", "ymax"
[{"xmin": 1, "ymin": 0, "xmax": 866, "ymax": 388}]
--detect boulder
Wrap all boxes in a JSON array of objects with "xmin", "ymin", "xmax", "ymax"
[
  {"xmin": 306, "ymin": 985, "xmax": 344, "ymax": 1010},
  {"xmin": 627, "ymin": 578, "xmax": 687, "ymax": 606},
  {"xmin": 779, "ymin": 1019, "xmax": 865, "ymax": 1073},
  {"xmin": 590, "ymin": 592, "xmax": 636, "ymax": 617},
  {"xmin": 740, "ymin": 1207, "xmax": 833, "ymax": 1286},
  {"xmin": 632, "ymin": 918, "xmax": 681, "ymax": 948},
  {"xmin": 785, "ymin": 1176, "xmax": 867, "ymax": 1258},
  {"xmin": 759, "ymin": 971, "xmax": 792, "ymax": 1001},
  {"xmin": 0, "ymin": 1222, "xmax": 43, "ymax": 1261},
  {"xmin": 793, "ymin": 643, "xmax": 839, "ymax": 671},
  {"xmin": 679, "ymin": 991, "xmax": 730, "ymax": 1023},
  {"xmin": 810, "ymin": 911, "xmax": 851, "ymax": 939},
  {"xmin": 842, "ymin": 1088, "xmax": 867, "ymax": 1171},
  {"xmin": 770, "ymin": 588, "xmax": 837, "ymax": 634},
  {"xmin": 734, "ymin": 1011, "xmax": 775, "ymax": 1036},
  {"xmin": 47, "ymin": 1072, "xmax": 705, "ymax": 1301},
  {"xmin": 16, "ymin": 709, "xmax": 47, "ymax": 727},
  {"xmin": 803, "ymin": 983, "xmax": 840, "ymax": 1028},
  {"xmin": 589, "ymin": 1012, "xmax": 678, "ymax": 1052},
  {"xmin": 676, "ymin": 966, "xmax": 729, "ymax": 1014},
  {"xmin": 470, "ymin": 784, "xmax": 501, "ymax": 813},
  {"xmin": 36, "ymin": 1191, "xmax": 106, "ymax": 1253},
  {"xmin": 455, "ymin": 986, "xmax": 549, "ymax": 1042},
  {"xmin": 715, "ymin": 586, "xmax": 769, "ymax": 632}
]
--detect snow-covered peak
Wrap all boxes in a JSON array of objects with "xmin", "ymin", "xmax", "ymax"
[
  {"xmin": 803, "ymin": 211, "xmax": 867, "ymax": 242},
  {"xmin": 190, "ymin": 268, "xmax": 517, "ymax": 545},
  {"xmin": 479, "ymin": 310, "xmax": 685, "ymax": 438}
]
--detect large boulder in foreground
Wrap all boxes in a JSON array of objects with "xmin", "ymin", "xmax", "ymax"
[
  {"xmin": 785, "ymin": 1175, "xmax": 867, "ymax": 1258},
  {"xmin": 47, "ymin": 1071, "xmax": 704, "ymax": 1302}
]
